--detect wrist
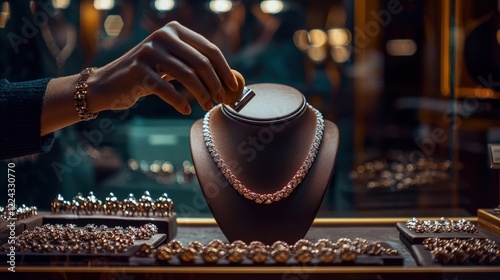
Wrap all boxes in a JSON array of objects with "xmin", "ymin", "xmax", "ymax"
[
  {"xmin": 84, "ymin": 67, "xmax": 109, "ymax": 114},
  {"xmin": 75, "ymin": 67, "xmax": 99, "ymax": 120}
]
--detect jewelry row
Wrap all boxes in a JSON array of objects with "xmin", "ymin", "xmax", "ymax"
[
  {"xmin": 51, "ymin": 191, "xmax": 174, "ymax": 217},
  {"xmin": 128, "ymin": 159, "xmax": 196, "ymax": 185},
  {"xmin": 0, "ymin": 204, "xmax": 37, "ymax": 222},
  {"xmin": 144, "ymin": 238, "xmax": 398, "ymax": 264},
  {"xmin": 2, "ymin": 223, "xmax": 158, "ymax": 254},
  {"xmin": 406, "ymin": 217, "xmax": 478, "ymax": 233},
  {"xmin": 423, "ymin": 238, "xmax": 500, "ymax": 264},
  {"xmin": 350, "ymin": 151, "xmax": 451, "ymax": 191}
]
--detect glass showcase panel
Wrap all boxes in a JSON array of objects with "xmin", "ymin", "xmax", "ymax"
[{"xmin": 1, "ymin": 0, "xmax": 498, "ymax": 218}]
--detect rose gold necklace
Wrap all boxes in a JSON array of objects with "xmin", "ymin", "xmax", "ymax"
[{"xmin": 203, "ymin": 104, "xmax": 324, "ymax": 204}]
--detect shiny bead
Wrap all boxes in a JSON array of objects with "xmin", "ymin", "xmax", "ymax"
[
  {"xmin": 294, "ymin": 248, "xmax": 314, "ymax": 264},
  {"xmin": 201, "ymin": 246, "xmax": 225, "ymax": 263},
  {"xmin": 249, "ymin": 247, "xmax": 269, "ymax": 263},
  {"xmin": 270, "ymin": 241, "xmax": 291, "ymax": 263},
  {"xmin": 317, "ymin": 247, "xmax": 336, "ymax": 263},
  {"xmin": 179, "ymin": 247, "xmax": 199, "ymax": 262},
  {"xmin": 226, "ymin": 247, "xmax": 247, "ymax": 263},
  {"xmin": 339, "ymin": 246, "xmax": 357, "ymax": 262},
  {"xmin": 166, "ymin": 240, "xmax": 183, "ymax": 255},
  {"xmin": 156, "ymin": 245, "xmax": 173, "ymax": 261}
]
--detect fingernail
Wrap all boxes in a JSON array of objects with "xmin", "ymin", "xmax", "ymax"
[
  {"xmin": 184, "ymin": 104, "xmax": 191, "ymax": 115},
  {"xmin": 204, "ymin": 100, "xmax": 213, "ymax": 110},
  {"xmin": 229, "ymin": 74, "xmax": 239, "ymax": 91},
  {"xmin": 215, "ymin": 93, "xmax": 222, "ymax": 103}
]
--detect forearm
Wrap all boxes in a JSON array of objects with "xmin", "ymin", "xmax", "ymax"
[{"xmin": 41, "ymin": 69, "xmax": 107, "ymax": 137}]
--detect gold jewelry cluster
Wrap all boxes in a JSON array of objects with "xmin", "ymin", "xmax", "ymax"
[
  {"xmin": 3, "ymin": 223, "xmax": 157, "ymax": 254},
  {"xmin": 350, "ymin": 151, "xmax": 451, "ymax": 190},
  {"xmin": 406, "ymin": 217, "xmax": 478, "ymax": 233},
  {"xmin": 145, "ymin": 238, "xmax": 398, "ymax": 264},
  {"xmin": 50, "ymin": 191, "xmax": 174, "ymax": 217},
  {"xmin": 423, "ymin": 238, "xmax": 500, "ymax": 264},
  {"xmin": 0, "ymin": 204, "xmax": 37, "ymax": 222}
]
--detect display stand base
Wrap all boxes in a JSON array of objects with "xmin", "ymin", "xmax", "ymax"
[{"xmin": 477, "ymin": 209, "xmax": 500, "ymax": 236}]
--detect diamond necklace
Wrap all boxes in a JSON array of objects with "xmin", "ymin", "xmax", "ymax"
[{"xmin": 203, "ymin": 104, "xmax": 325, "ymax": 204}]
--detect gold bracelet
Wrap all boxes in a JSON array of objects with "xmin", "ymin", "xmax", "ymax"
[{"xmin": 74, "ymin": 67, "xmax": 98, "ymax": 121}]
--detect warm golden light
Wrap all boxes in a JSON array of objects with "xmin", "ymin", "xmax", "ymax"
[
  {"xmin": 0, "ymin": 2, "xmax": 10, "ymax": 29},
  {"xmin": 386, "ymin": 39, "xmax": 417, "ymax": 56},
  {"xmin": 309, "ymin": 29, "xmax": 327, "ymax": 47},
  {"xmin": 104, "ymin": 15, "xmax": 123, "ymax": 37},
  {"xmin": 327, "ymin": 28, "xmax": 351, "ymax": 46},
  {"xmin": 331, "ymin": 46, "xmax": 351, "ymax": 63},
  {"xmin": 260, "ymin": 0, "xmax": 283, "ymax": 14},
  {"xmin": 154, "ymin": 0, "xmax": 175, "ymax": 11},
  {"xmin": 293, "ymin": 30, "xmax": 310, "ymax": 51},
  {"xmin": 209, "ymin": 0, "xmax": 233, "ymax": 13},
  {"xmin": 52, "ymin": 0, "xmax": 70, "ymax": 9},
  {"xmin": 307, "ymin": 46, "xmax": 327, "ymax": 63},
  {"xmin": 94, "ymin": 0, "xmax": 114, "ymax": 10},
  {"xmin": 497, "ymin": 29, "xmax": 500, "ymax": 45}
]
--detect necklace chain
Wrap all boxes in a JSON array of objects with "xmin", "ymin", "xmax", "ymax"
[{"xmin": 203, "ymin": 104, "xmax": 325, "ymax": 204}]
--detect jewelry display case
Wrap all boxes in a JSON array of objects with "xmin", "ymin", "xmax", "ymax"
[{"xmin": 1, "ymin": 0, "xmax": 500, "ymax": 278}]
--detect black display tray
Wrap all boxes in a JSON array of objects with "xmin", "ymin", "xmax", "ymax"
[
  {"xmin": 411, "ymin": 244, "xmax": 500, "ymax": 266},
  {"xmin": 396, "ymin": 222, "xmax": 484, "ymax": 249},
  {"xmin": 131, "ymin": 242, "xmax": 404, "ymax": 266},
  {"xmin": 1, "ymin": 233, "xmax": 165, "ymax": 263},
  {"xmin": 43, "ymin": 213, "xmax": 177, "ymax": 241}
]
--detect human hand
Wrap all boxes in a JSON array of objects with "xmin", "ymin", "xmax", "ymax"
[{"xmin": 90, "ymin": 21, "xmax": 239, "ymax": 115}]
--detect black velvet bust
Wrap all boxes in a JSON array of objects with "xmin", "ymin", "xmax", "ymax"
[{"xmin": 190, "ymin": 83, "xmax": 339, "ymax": 244}]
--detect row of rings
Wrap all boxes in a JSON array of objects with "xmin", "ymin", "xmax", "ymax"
[
  {"xmin": 141, "ymin": 238, "xmax": 398, "ymax": 264},
  {"xmin": 51, "ymin": 191, "xmax": 174, "ymax": 217},
  {"xmin": 423, "ymin": 238, "xmax": 500, "ymax": 264},
  {"xmin": 406, "ymin": 217, "xmax": 478, "ymax": 233},
  {"xmin": 0, "ymin": 204, "xmax": 37, "ymax": 222},
  {"xmin": 2, "ymin": 223, "xmax": 158, "ymax": 254}
]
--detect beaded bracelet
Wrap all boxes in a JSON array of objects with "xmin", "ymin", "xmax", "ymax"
[{"xmin": 151, "ymin": 238, "xmax": 398, "ymax": 264}]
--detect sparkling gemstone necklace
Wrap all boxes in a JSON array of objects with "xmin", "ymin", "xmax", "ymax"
[{"xmin": 203, "ymin": 104, "xmax": 324, "ymax": 204}]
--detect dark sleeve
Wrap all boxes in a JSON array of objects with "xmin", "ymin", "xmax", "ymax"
[{"xmin": 0, "ymin": 78, "xmax": 55, "ymax": 160}]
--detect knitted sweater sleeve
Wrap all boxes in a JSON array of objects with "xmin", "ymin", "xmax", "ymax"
[{"xmin": 0, "ymin": 78, "xmax": 55, "ymax": 160}]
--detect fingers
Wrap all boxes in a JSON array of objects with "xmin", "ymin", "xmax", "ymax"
[
  {"xmin": 144, "ymin": 67, "xmax": 192, "ymax": 115},
  {"xmin": 151, "ymin": 44, "xmax": 215, "ymax": 110},
  {"xmin": 163, "ymin": 22, "xmax": 238, "ymax": 91}
]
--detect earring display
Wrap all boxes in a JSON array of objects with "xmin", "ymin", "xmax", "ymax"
[
  {"xmin": 150, "ymin": 238, "xmax": 402, "ymax": 266},
  {"xmin": 50, "ymin": 191, "xmax": 174, "ymax": 217},
  {"xmin": 0, "ymin": 204, "xmax": 37, "ymax": 222},
  {"xmin": 45, "ymin": 191, "xmax": 177, "ymax": 243}
]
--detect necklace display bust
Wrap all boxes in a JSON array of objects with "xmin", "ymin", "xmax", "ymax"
[{"xmin": 190, "ymin": 83, "xmax": 339, "ymax": 244}]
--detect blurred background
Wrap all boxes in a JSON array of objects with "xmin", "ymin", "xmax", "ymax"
[{"xmin": 1, "ymin": 0, "xmax": 500, "ymax": 218}]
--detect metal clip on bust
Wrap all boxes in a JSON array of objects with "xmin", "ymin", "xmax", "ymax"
[
  {"xmin": 160, "ymin": 69, "xmax": 255, "ymax": 112},
  {"xmin": 229, "ymin": 86, "xmax": 255, "ymax": 112},
  {"xmin": 221, "ymin": 70, "xmax": 255, "ymax": 112}
]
